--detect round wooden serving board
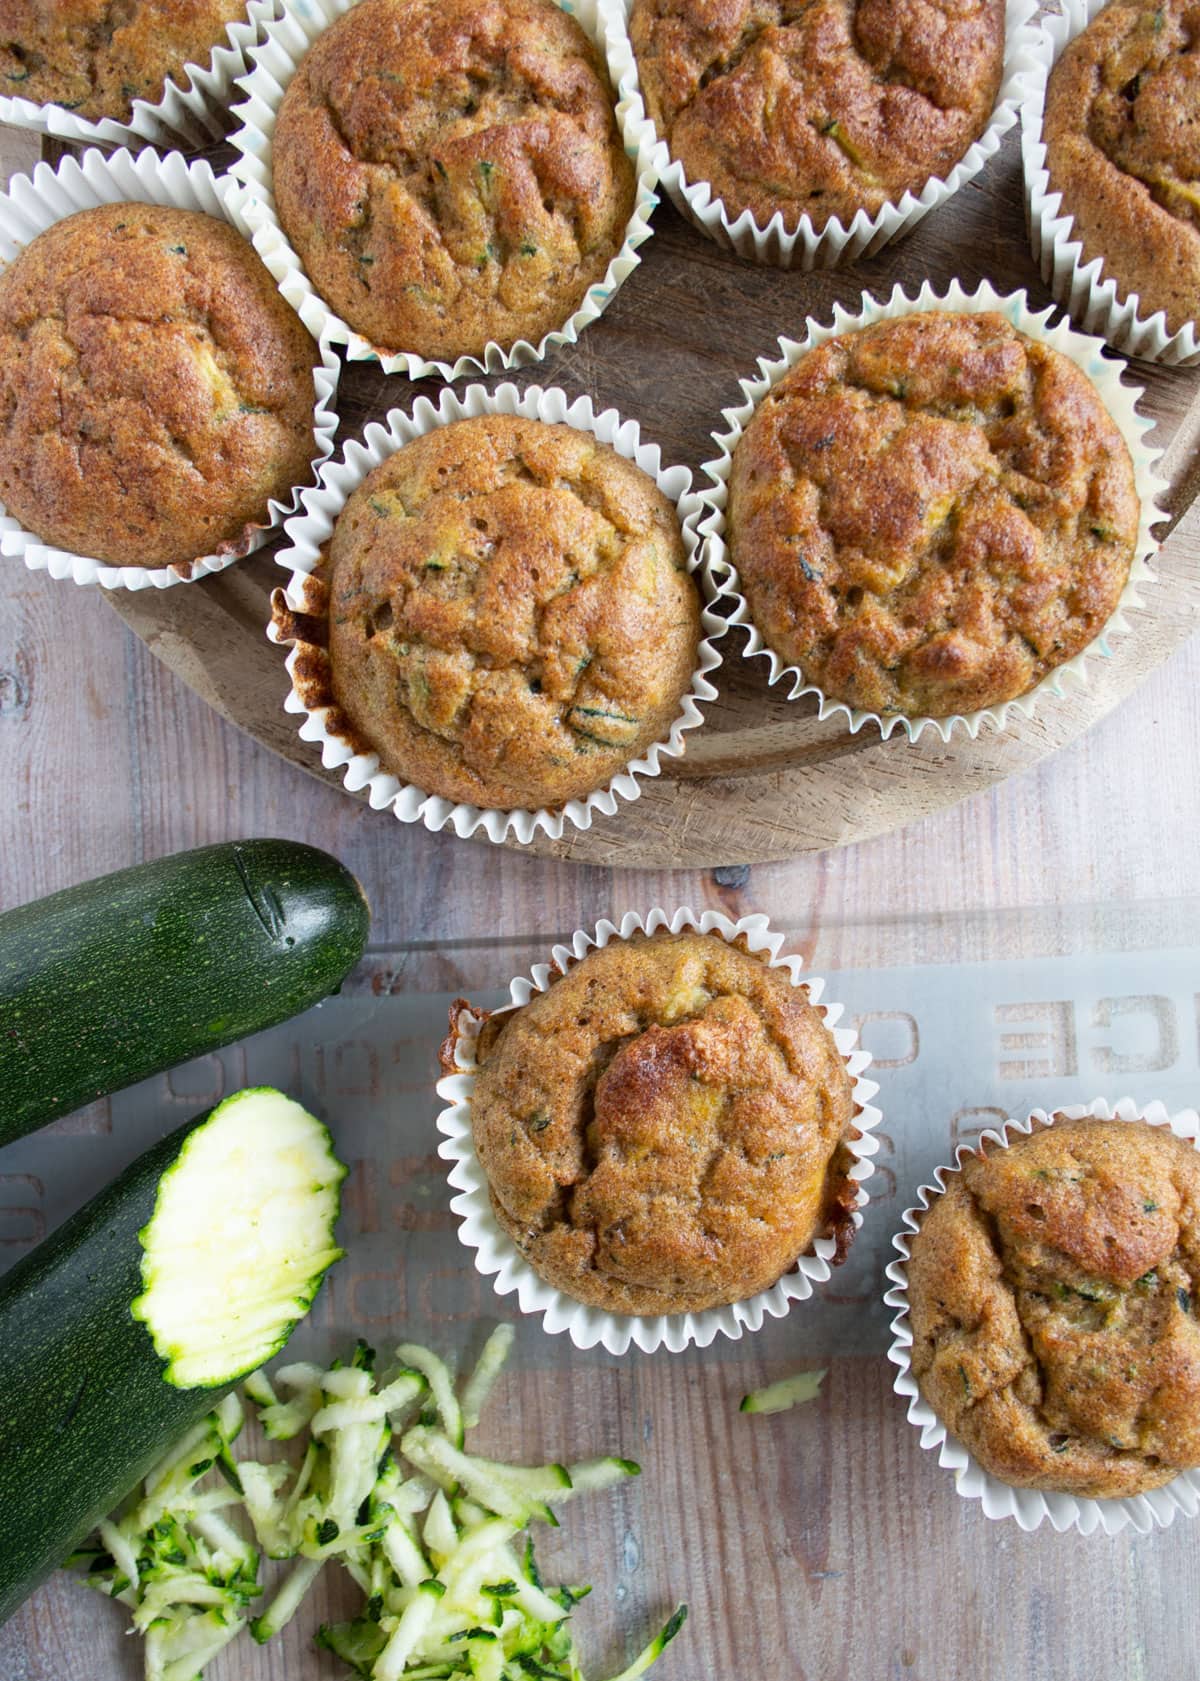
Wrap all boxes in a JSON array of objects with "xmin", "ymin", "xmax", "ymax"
[{"xmin": 107, "ymin": 131, "xmax": 1200, "ymax": 867}]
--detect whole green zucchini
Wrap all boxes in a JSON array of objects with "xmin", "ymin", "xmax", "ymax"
[
  {"xmin": 0, "ymin": 1085, "xmax": 346, "ymax": 1626},
  {"xmin": 0, "ymin": 839, "xmax": 369, "ymax": 1145}
]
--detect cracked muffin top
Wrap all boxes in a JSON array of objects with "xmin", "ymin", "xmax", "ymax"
[
  {"xmin": 461, "ymin": 929, "xmax": 860, "ymax": 1317},
  {"xmin": 726, "ymin": 310, "xmax": 1141, "ymax": 720},
  {"xmin": 907, "ymin": 1117, "xmax": 1200, "ymax": 1498},
  {"xmin": 0, "ymin": 0, "xmax": 248, "ymax": 125},
  {"xmin": 0, "ymin": 203, "xmax": 320, "ymax": 570},
  {"xmin": 1045, "ymin": 0, "xmax": 1200, "ymax": 336},
  {"xmin": 322, "ymin": 415, "xmax": 701, "ymax": 811},
  {"xmin": 629, "ymin": 0, "xmax": 1005, "ymax": 231},
  {"xmin": 272, "ymin": 0, "xmax": 636, "ymax": 361}
]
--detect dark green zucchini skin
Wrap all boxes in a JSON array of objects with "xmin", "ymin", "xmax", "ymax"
[
  {"xmin": 0, "ymin": 839, "xmax": 369, "ymax": 1145},
  {"xmin": 0, "ymin": 1113, "xmax": 217, "ymax": 1626}
]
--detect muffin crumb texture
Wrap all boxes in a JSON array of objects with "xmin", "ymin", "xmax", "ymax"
[
  {"xmin": 907, "ymin": 1117, "xmax": 1200, "ymax": 1498},
  {"xmin": 0, "ymin": 0, "xmax": 248, "ymax": 124},
  {"xmin": 273, "ymin": 0, "xmax": 635, "ymax": 360},
  {"xmin": 1045, "ymin": 0, "xmax": 1200, "ymax": 335},
  {"xmin": 630, "ymin": 0, "xmax": 1005, "ymax": 230},
  {"xmin": 468, "ymin": 930, "xmax": 859, "ymax": 1317},
  {"xmin": 327, "ymin": 414, "xmax": 700, "ymax": 812},
  {"xmin": 727, "ymin": 310, "xmax": 1140, "ymax": 719},
  {"xmin": 0, "ymin": 203, "xmax": 320, "ymax": 570}
]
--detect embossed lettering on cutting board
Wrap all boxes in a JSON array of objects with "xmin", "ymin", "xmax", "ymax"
[
  {"xmin": 0, "ymin": 1173, "xmax": 45, "ymax": 1248},
  {"xmin": 850, "ymin": 1010, "xmax": 919, "ymax": 1068},
  {"xmin": 994, "ymin": 1000, "xmax": 1078, "ymax": 1079},
  {"xmin": 1092, "ymin": 995, "xmax": 1179, "ymax": 1075},
  {"xmin": 950, "ymin": 1106, "xmax": 1009, "ymax": 1147}
]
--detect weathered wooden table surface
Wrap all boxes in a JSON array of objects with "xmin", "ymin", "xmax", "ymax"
[{"xmin": 4, "ymin": 55, "xmax": 1200, "ymax": 1681}]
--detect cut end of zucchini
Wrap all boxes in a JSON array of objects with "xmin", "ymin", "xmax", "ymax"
[
  {"xmin": 739, "ymin": 1368, "xmax": 827, "ymax": 1415},
  {"xmin": 132, "ymin": 1088, "xmax": 347, "ymax": 1390}
]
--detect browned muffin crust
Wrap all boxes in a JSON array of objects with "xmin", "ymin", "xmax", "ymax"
[
  {"xmin": 0, "ymin": 204, "xmax": 319, "ymax": 570},
  {"xmin": 464, "ymin": 929, "xmax": 859, "ymax": 1317},
  {"xmin": 327, "ymin": 415, "xmax": 700, "ymax": 811},
  {"xmin": 1045, "ymin": 1, "xmax": 1200, "ymax": 337},
  {"xmin": 907, "ymin": 1117, "xmax": 1200, "ymax": 1498},
  {"xmin": 727, "ymin": 310, "xmax": 1140, "ymax": 719},
  {"xmin": 0, "ymin": 0, "xmax": 247, "ymax": 124},
  {"xmin": 272, "ymin": 0, "xmax": 636, "ymax": 361},
  {"xmin": 629, "ymin": 0, "xmax": 1005, "ymax": 231}
]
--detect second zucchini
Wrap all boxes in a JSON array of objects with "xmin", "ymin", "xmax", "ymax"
[{"xmin": 0, "ymin": 1085, "xmax": 346, "ymax": 1626}]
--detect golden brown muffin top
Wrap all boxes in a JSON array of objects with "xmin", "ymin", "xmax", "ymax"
[
  {"xmin": 324, "ymin": 415, "xmax": 701, "ymax": 812},
  {"xmin": 0, "ymin": 0, "xmax": 247, "ymax": 124},
  {"xmin": 272, "ymin": 0, "xmax": 635, "ymax": 362},
  {"xmin": 1045, "ymin": 0, "xmax": 1200, "ymax": 335},
  {"xmin": 0, "ymin": 204, "xmax": 319, "ymax": 571},
  {"xmin": 460, "ymin": 930, "xmax": 859, "ymax": 1316},
  {"xmin": 907, "ymin": 1117, "xmax": 1200, "ymax": 1499},
  {"xmin": 727, "ymin": 311, "xmax": 1140, "ymax": 720},
  {"xmin": 630, "ymin": 0, "xmax": 1005, "ymax": 231}
]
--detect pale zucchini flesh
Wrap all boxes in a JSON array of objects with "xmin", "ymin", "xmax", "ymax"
[
  {"xmin": 459, "ymin": 1325, "xmax": 514, "ymax": 1431},
  {"xmin": 739, "ymin": 1368, "xmax": 827, "ymax": 1415},
  {"xmin": 131, "ymin": 1088, "xmax": 346, "ymax": 1389}
]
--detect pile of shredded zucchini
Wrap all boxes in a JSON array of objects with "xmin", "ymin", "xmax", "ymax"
[
  {"xmin": 69, "ymin": 1394, "xmax": 258, "ymax": 1681},
  {"xmin": 71, "ymin": 1327, "xmax": 685, "ymax": 1681}
]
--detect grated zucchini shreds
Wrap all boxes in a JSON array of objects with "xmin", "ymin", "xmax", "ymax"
[
  {"xmin": 71, "ymin": 1325, "xmax": 685, "ymax": 1681},
  {"xmin": 739, "ymin": 1368, "xmax": 827, "ymax": 1416},
  {"xmin": 73, "ymin": 1402, "xmax": 262, "ymax": 1681},
  {"xmin": 460, "ymin": 1325, "xmax": 515, "ymax": 1431}
]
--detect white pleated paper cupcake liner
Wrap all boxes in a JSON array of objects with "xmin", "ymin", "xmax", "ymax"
[
  {"xmin": 697, "ymin": 277, "xmax": 1167, "ymax": 743},
  {"xmin": 224, "ymin": 0, "xmax": 658, "ymax": 382},
  {"xmin": 0, "ymin": 0, "xmax": 279, "ymax": 150},
  {"xmin": 434, "ymin": 906, "xmax": 882, "ymax": 1357},
  {"xmin": 1022, "ymin": 1, "xmax": 1200, "ymax": 366},
  {"xmin": 884, "ymin": 1097, "xmax": 1200, "ymax": 1536},
  {"xmin": 0, "ymin": 146, "xmax": 341, "ymax": 591},
  {"xmin": 269, "ymin": 382, "xmax": 724, "ymax": 844},
  {"xmin": 597, "ymin": 0, "xmax": 1041, "ymax": 268}
]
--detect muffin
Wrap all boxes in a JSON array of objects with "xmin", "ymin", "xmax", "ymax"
[
  {"xmin": 271, "ymin": 0, "xmax": 636, "ymax": 362},
  {"xmin": 726, "ymin": 309, "xmax": 1141, "ymax": 719},
  {"xmin": 312, "ymin": 414, "xmax": 701, "ymax": 812},
  {"xmin": 1044, "ymin": 1, "xmax": 1200, "ymax": 338},
  {"xmin": 0, "ymin": 204, "xmax": 320, "ymax": 572},
  {"xmin": 462, "ymin": 929, "xmax": 860, "ymax": 1317},
  {"xmin": 629, "ymin": 0, "xmax": 1006, "ymax": 231},
  {"xmin": 906, "ymin": 1116, "xmax": 1200, "ymax": 1499},
  {"xmin": 0, "ymin": 0, "xmax": 248, "ymax": 126}
]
